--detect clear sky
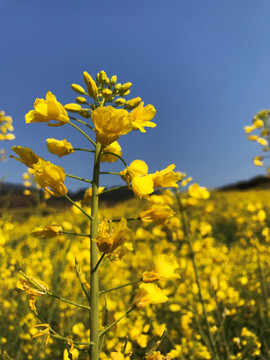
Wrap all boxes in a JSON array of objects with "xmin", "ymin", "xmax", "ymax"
[{"xmin": 1, "ymin": 0, "xmax": 270, "ymax": 192}]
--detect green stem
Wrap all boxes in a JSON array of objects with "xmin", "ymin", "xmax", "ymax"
[
  {"xmin": 92, "ymin": 253, "xmax": 106, "ymax": 273},
  {"xmin": 66, "ymin": 173, "xmax": 92, "ymax": 184},
  {"xmin": 99, "ymin": 279, "xmax": 141, "ymax": 295},
  {"xmin": 99, "ymin": 185, "xmax": 128, "ymax": 195},
  {"xmin": 72, "ymin": 148, "xmax": 95, "ymax": 153},
  {"xmin": 65, "ymin": 195, "xmax": 93, "ymax": 220},
  {"xmin": 47, "ymin": 291, "xmax": 90, "ymax": 310},
  {"xmin": 75, "ymin": 257, "xmax": 90, "ymax": 302},
  {"xmin": 110, "ymin": 217, "xmax": 139, "ymax": 223},
  {"xmin": 99, "ymin": 306, "xmax": 135, "ymax": 337},
  {"xmin": 100, "ymin": 151, "xmax": 128, "ymax": 167},
  {"xmin": 61, "ymin": 230, "xmax": 90, "ymax": 237},
  {"xmin": 90, "ymin": 140, "xmax": 102, "ymax": 360},
  {"xmin": 99, "ymin": 171, "xmax": 121, "ymax": 175},
  {"xmin": 69, "ymin": 121, "xmax": 97, "ymax": 147},
  {"xmin": 174, "ymin": 189, "xmax": 220, "ymax": 360},
  {"xmin": 69, "ymin": 116, "xmax": 94, "ymax": 131}
]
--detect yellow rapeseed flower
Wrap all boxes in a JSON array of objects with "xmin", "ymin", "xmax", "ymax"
[
  {"xmin": 150, "ymin": 164, "xmax": 180, "ymax": 188},
  {"xmin": 25, "ymin": 91, "xmax": 69, "ymax": 126},
  {"xmin": 133, "ymin": 283, "xmax": 168, "ymax": 308},
  {"xmin": 253, "ymin": 156, "xmax": 264, "ymax": 167},
  {"xmin": 145, "ymin": 352, "xmax": 167, "ymax": 360},
  {"xmin": 188, "ymin": 183, "xmax": 210, "ymax": 199},
  {"xmin": 131, "ymin": 175, "xmax": 154, "ymax": 200},
  {"xmin": 120, "ymin": 160, "xmax": 149, "ymax": 185},
  {"xmin": 46, "ymin": 138, "xmax": 74, "ymax": 158},
  {"xmin": 91, "ymin": 106, "xmax": 133, "ymax": 145},
  {"xmin": 11, "ymin": 146, "xmax": 44, "ymax": 168},
  {"xmin": 33, "ymin": 159, "xmax": 68, "ymax": 197},
  {"xmin": 139, "ymin": 204, "xmax": 175, "ymax": 224},
  {"xmin": 120, "ymin": 160, "xmax": 154, "ymax": 199},
  {"xmin": 257, "ymin": 137, "xmax": 268, "ymax": 146},
  {"xmin": 95, "ymin": 218, "xmax": 134, "ymax": 254},
  {"xmin": 17, "ymin": 275, "xmax": 49, "ymax": 311},
  {"xmin": 110, "ymin": 352, "xmax": 125, "ymax": 360},
  {"xmin": 130, "ymin": 102, "xmax": 156, "ymax": 132},
  {"xmin": 32, "ymin": 324, "xmax": 51, "ymax": 348},
  {"xmin": 253, "ymin": 119, "xmax": 264, "ymax": 128},
  {"xmin": 31, "ymin": 225, "xmax": 63, "ymax": 238},
  {"xmin": 244, "ymin": 125, "xmax": 255, "ymax": 134},
  {"xmin": 142, "ymin": 254, "xmax": 180, "ymax": 283},
  {"xmin": 101, "ymin": 141, "xmax": 122, "ymax": 163}
]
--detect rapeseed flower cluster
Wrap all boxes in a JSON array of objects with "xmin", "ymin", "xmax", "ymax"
[
  {"xmin": 244, "ymin": 109, "xmax": 270, "ymax": 171},
  {"xmin": 0, "ymin": 110, "xmax": 15, "ymax": 161},
  {"xmin": 10, "ymin": 70, "xmax": 181, "ymax": 359}
]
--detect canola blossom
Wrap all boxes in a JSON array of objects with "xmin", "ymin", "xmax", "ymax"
[
  {"xmin": 101, "ymin": 141, "xmax": 122, "ymax": 163},
  {"xmin": 130, "ymin": 101, "xmax": 156, "ymax": 132},
  {"xmin": 139, "ymin": 204, "xmax": 175, "ymax": 224},
  {"xmin": 133, "ymin": 283, "xmax": 169, "ymax": 308},
  {"xmin": 31, "ymin": 225, "xmax": 63, "ymax": 238},
  {"xmin": 11, "ymin": 146, "xmax": 43, "ymax": 168},
  {"xmin": 91, "ymin": 106, "xmax": 133, "ymax": 145},
  {"xmin": 25, "ymin": 91, "xmax": 69, "ymax": 126},
  {"xmin": 46, "ymin": 138, "xmax": 74, "ymax": 157},
  {"xmin": 33, "ymin": 159, "xmax": 67, "ymax": 197},
  {"xmin": 95, "ymin": 218, "xmax": 134, "ymax": 254},
  {"xmin": 142, "ymin": 254, "xmax": 180, "ymax": 283}
]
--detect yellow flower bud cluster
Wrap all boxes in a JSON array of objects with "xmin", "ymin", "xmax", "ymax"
[
  {"xmin": 0, "ymin": 110, "xmax": 15, "ymax": 141},
  {"xmin": 68, "ymin": 70, "xmax": 157, "ymax": 140},
  {"xmin": 245, "ymin": 109, "xmax": 270, "ymax": 170},
  {"xmin": 0, "ymin": 110, "xmax": 15, "ymax": 161}
]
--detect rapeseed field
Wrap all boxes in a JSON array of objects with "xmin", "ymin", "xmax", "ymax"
[{"xmin": 2, "ymin": 70, "xmax": 270, "ymax": 360}]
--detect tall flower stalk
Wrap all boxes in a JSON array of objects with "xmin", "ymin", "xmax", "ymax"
[
  {"xmin": 90, "ymin": 140, "xmax": 102, "ymax": 359},
  {"xmin": 12, "ymin": 69, "xmax": 180, "ymax": 360}
]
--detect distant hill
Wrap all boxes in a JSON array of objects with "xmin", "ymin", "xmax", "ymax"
[
  {"xmin": 218, "ymin": 175, "xmax": 270, "ymax": 191},
  {"xmin": 1, "ymin": 175, "xmax": 270, "ymax": 208},
  {"xmin": 0, "ymin": 182, "xmax": 134, "ymax": 208}
]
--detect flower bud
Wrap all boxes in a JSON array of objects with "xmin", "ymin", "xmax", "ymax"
[
  {"xmin": 114, "ymin": 83, "xmax": 122, "ymax": 92},
  {"xmin": 76, "ymin": 96, "xmax": 88, "ymax": 104},
  {"xmin": 71, "ymin": 84, "xmax": 86, "ymax": 95},
  {"xmin": 110, "ymin": 75, "xmax": 117, "ymax": 85},
  {"xmin": 83, "ymin": 71, "xmax": 98, "ymax": 99},
  {"xmin": 5, "ymin": 133, "xmax": 15, "ymax": 140},
  {"xmin": 121, "ymin": 90, "xmax": 130, "ymax": 96},
  {"xmin": 115, "ymin": 98, "xmax": 126, "ymax": 106},
  {"xmin": 79, "ymin": 110, "xmax": 91, "ymax": 118},
  {"xmin": 99, "ymin": 70, "xmax": 109, "ymax": 84},
  {"xmin": 64, "ymin": 103, "xmax": 82, "ymax": 113},
  {"xmin": 102, "ymin": 89, "xmax": 112, "ymax": 98},
  {"xmin": 125, "ymin": 97, "xmax": 142, "ymax": 110},
  {"xmin": 120, "ymin": 82, "xmax": 132, "ymax": 92}
]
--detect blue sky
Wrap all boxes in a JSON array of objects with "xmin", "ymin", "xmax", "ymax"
[{"xmin": 1, "ymin": 0, "xmax": 270, "ymax": 192}]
